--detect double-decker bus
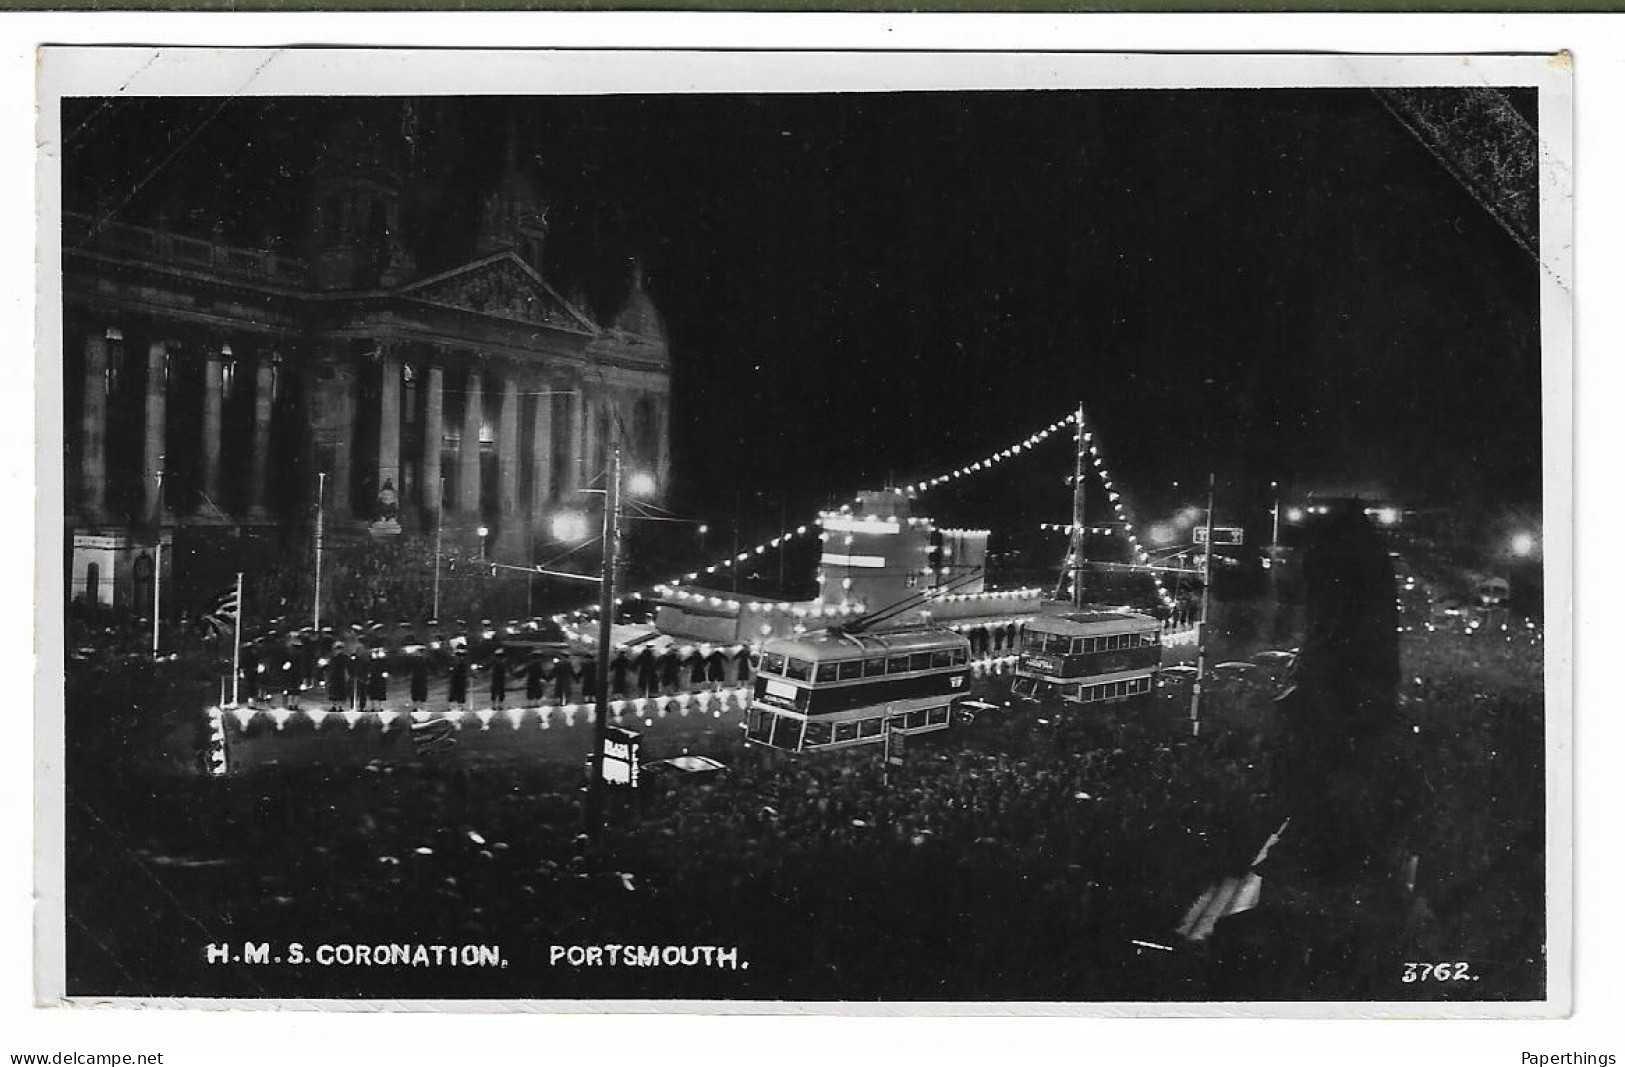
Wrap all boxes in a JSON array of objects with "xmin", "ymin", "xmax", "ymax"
[
  {"xmin": 745, "ymin": 627, "xmax": 972, "ymax": 752},
  {"xmin": 1011, "ymin": 610, "xmax": 1162, "ymax": 706}
]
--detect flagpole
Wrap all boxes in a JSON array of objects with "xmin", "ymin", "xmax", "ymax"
[
  {"xmin": 313, "ymin": 471, "xmax": 327, "ymax": 632},
  {"xmin": 151, "ymin": 539, "xmax": 162, "ymax": 659},
  {"xmin": 231, "ymin": 570, "xmax": 243, "ymax": 707}
]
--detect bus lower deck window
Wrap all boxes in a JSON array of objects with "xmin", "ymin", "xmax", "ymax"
[
  {"xmin": 803, "ymin": 720, "xmax": 833, "ymax": 746},
  {"xmin": 835, "ymin": 721, "xmax": 860, "ymax": 743},
  {"xmin": 773, "ymin": 716, "xmax": 804, "ymax": 749},
  {"xmin": 859, "ymin": 718, "xmax": 883, "ymax": 738}
]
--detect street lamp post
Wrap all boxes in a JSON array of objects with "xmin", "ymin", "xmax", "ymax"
[
  {"xmin": 1188, "ymin": 471, "xmax": 1217, "ymax": 738},
  {"xmin": 1270, "ymin": 480, "xmax": 1280, "ymax": 550},
  {"xmin": 477, "ymin": 525, "xmax": 490, "ymax": 561},
  {"xmin": 312, "ymin": 471, "xmax": 327, "ymax": 632},
  {"xmin": 431, "ymin": 477, "xmax": 445, "ymax": 621},
  {"xmin": 586, "ymin": 446, "xmax": 623, "ymax": 837}
]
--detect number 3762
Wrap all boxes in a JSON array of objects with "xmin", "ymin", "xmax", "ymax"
[{"xmin": 1402, "ymin": 962, "xmax": 1477, "ymax": 983}]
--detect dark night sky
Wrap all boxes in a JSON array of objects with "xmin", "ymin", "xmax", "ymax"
[{"xmin": 63, "ymin": 90, "xmax": 1542, "ymax": 547}]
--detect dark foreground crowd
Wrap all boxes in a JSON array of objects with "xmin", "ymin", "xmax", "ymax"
[{"xmin": 63, "ymin": 623, "xmax": 1544, "ymax": 1002}]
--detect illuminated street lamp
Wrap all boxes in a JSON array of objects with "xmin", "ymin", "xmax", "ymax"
[
  {"xmin": 551, "ymin": 510, "xmax": 591, "ymax": 543},
  {"xmin": 1510, "ymin": 531, "xmax": 1539, "ymax": 558},
  {"xmin": 476, "ymin": 524, "xmax": 490, "ymax": 560},
  {"xmin": 627, "ymin": 470, "xmax": 658, "ymax": 498}
]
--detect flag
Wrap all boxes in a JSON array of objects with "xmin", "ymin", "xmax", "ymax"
[
  {"xmin": 200, "ymin": 585, "xmax": 240, "ymax": 637},
  {"xmin": 1175, "ymin": 819, "xmax": 1290, "ymax": 943}
]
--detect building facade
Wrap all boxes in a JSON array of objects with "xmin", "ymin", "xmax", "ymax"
[{"xmin": 62, "ymin": 111, "xmax": 672, "ymax": 611}]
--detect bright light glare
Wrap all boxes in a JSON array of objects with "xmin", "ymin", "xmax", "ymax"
[
  {"xmin": 1286, "ymin": 507, "xmax": 1304, "ymax": 522},
  {"xmin": 476, "ymin": 525, "xmax": 490, "ymax": 538},
  {"xmin": 1376, "ymin": 507, "xmax": 1399, "ymax": 526},
  {"xmin": 1148, "ymin": 523, "xmax": 1176, "ymax": 545},
  {"xmin": 627, "ymin": 471, "xmax": 658, "ymax": 497},
  {"xmin": 551, "ymin": 511, "xmax": 590, "ymax": 542},
  {"xmin": 1510, "ymin": 532, "xmax": 1538, "ymax": 557}
]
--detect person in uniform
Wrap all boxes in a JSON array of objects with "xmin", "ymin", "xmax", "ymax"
[
  {"xmin": 489, "ymin": 646, "xmax": 509, "ymax": 708},
  {"xmin": 367, "ymin": 647, "xmax": 388, "ymax": 706},
  {"xmin": 635, "ymin": 647, "xmax": 657, "ymax": 697},
  {"xmin": 448, "ymin": 647, "xmax": 469, "ymax": 708},
  {"xmin": 552, "ymin": 656, "xmax": 572, "ymax": 705},
  {"xmin": 353, "ymin": 646, "xmax": 372, "ymax": 711},
  {"xmin": 326, "ymin": 643, "xmax": 350, "ymax": 711},
  {"xmin": 610, "ymin": 649, "xmax": 630, "ymax": 698},
  {"xmin": 579, "ymin": 656, "xmax": 597, "ymax": 704},
  {"xmin": 408, "ymin": 644, "xmax": 429, "ymax": 708},
  {"xmin": 525, "ymin": 649, "xmax": 545, "ymax": 705}
]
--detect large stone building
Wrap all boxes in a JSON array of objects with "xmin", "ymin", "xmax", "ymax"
[{"xmin": 61, "ymin": 109, "xmax": 672, "ymax": 612}]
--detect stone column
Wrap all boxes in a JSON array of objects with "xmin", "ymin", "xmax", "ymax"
[
  {"xmin": 458, "ymin": 366, "xmax": 483, "ymax": 515},
  {"xmin": 529, "ymin": 379, "xmax": 554, "ymax": 520},
  {"xmin": 142, "ymin": 339, "xmax": 168, "ymax": 522},
  {"xmin": 247, "ymin": 352, "xmax": 275, "ymax": 520},
  {"xmin": 330, "ymin": 361, "xmax": 353, "ymax": 518},
  {"xmin": 576, "ymin": 388, "xmax": 593, "ymax": 486},
  {"xmin": 80, "ymin": 330, "xmax": 110, "ymax": 522},
  {"xmin": 421, "ymin": 359, "xmax": 444, "ymax": 520},
  {"xmin": 561, "ymin": 388, "xmax": 581, "ymax": 497},
  {"xmin": 199, "ymin": 345, "xmax": 224, "ymax": 514},
  {"xmin": 496, "ymin": 372, "xmax": 520, "ymax": 524},
  {"xmin": 376, "ymin": 349, "xmax": 401, "ymax": 520}
]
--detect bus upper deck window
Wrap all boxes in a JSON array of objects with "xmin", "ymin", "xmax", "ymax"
[
  {"xmin": 864, "ymin": 657, "xmax": 885, "ymax": 677},
  {"xmin": 761, "ymin": 652, "xmax": 785, "ymax": 675},
  {"xmin": 816, "ymin": 662, "xmax": 842, "ymax": 683},
  {"xmin": 909, "ymin": 652, "xmax": 931, "ymax": 672},
  {"xmin": 887, "ymin": 655, "xmax": 911, "ymax": 674},
  {"xmin": 837, "ymin": 660, "xmax": 863, "ymax": 681},
  {"xmin": 786, "ymin": 658, "xmax": 812, "ymax": 682},
  {"xmin": 930, "ymin": 649, "xmax": 952, "ymax": 668}
]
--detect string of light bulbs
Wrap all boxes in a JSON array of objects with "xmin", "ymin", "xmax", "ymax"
[
  {"xmin": 1057, "ymin": 414, "xmax": 1177, "ymax": 611},
  {"xmin": 553, "ymin": 408, "xmax": 1144, "ymax": 625}
]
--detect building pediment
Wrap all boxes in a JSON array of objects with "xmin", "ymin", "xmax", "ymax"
[{"xmin": 399, "ymin": 252, "xmax": 595, "ymax": 334}]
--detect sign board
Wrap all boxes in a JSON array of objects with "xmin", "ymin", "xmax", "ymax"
[
  {"xmin": 884, "ymin": 721, "xmax": 907, "ymax": 767},
  {"xmin": 601, "ymin": 725, "xmax": 642, "ymax": 789},
  {"xmin": 1194, "ymin": 526, "xmax": 1245, "ymax": 546}
]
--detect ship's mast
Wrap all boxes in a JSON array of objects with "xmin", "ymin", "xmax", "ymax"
[{"xmin": 1069, "ymin": 400, "xmax": 1087, "ymax": 609}]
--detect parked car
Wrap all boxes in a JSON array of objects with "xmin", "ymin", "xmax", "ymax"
[
  {"xmin": 1157, "ymin": 664, "xmax": 1200, "ymax": 690},
  {"xmin": 1250, "ymin": 649, "xmax": 1297, "ymax": 683},
  {"xmin": 1209, "ymin": 661, "xmax": 1263, "ymax": 694}
]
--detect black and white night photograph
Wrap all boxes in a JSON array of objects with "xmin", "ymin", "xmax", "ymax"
[{"xmin": 34, "ymin": 47, "xmax": 1572, "ymax": 1013}]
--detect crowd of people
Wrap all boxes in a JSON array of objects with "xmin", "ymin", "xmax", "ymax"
[{"xmin": 59, "ymin": 503, "xmax": 1549, "ymax": 1003}]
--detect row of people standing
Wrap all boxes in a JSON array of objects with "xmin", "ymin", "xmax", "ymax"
[
  {"xmin": 444, "ymin": 645, "xmax": 754, "ymax": 709},
  {"xmin": 236, "ymin": 637, "xmax": 757, "ymax": 710}
]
